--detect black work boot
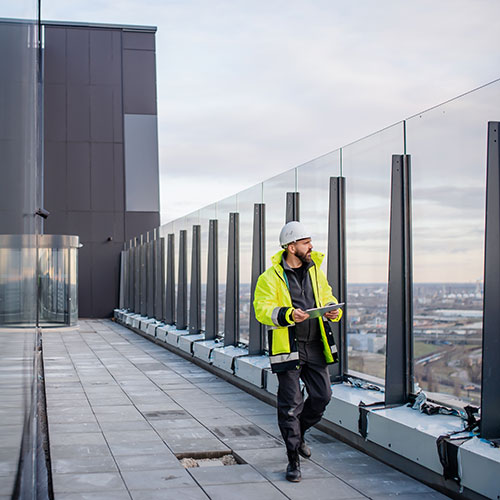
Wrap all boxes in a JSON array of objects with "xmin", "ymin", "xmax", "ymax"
[
  {"xmin": 286, "ymin": 450, "xmax": 301, "ymax": 482},
  {"xmin": 298, "ymin": 437, "xmax": 311, "ymax": 459}
]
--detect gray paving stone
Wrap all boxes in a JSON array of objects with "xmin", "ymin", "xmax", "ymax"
[
  {"xmin": 51, "ymin": 456, "xmax": 118, "ymax": 474},
  {"xmin": 52, "ymin": 472, "xmax": 126, "ymax": 494},
  {"xmin": 98, "ymin": 420, "xmax": 152, "ymax": 432},
  {"xmin": 122, "ymin": 467, "xmax": 197, "ymax": 490},
  {"xmin": 130, "ymin": 486, "xmax": 209, "ymax": 500},
  {"xmin": 344, "ymin": 472, "xmax": 436, "ymax": 496},
  {"xmin": 49, "ymin": 432, "xmax": 107, "ymax": 447},
  {"xmin": 114, "ymin": 453, "xmax": 180, "ymax": 471},
  {"xmin": 48, "ymin": 422, "xmax": 101, "ymax": 434},
  {"xmin": 108, "ymin": 440, "xmax": 171, "ymax": 457},
  {"xmin": 203, "ymin": 482, "xmax": 289, "ymax": 500},
  {"xmin": 272, "ymin": 477, "xmax": 366, "ymax": 499},
  {"xmin": 51, "ymin": 444, "xmax": 112, "ymax": 459},
  {"xmin": 188, "ymin": 464, "xmax": 267, "ymax": 485},
  {"xmin": 370, "ymin": 494, "xmax": 450, "ymax": 500},
  {"xmin": 103, "ymin": 430, "xmax": 161, "ymax": 445},
  {"xmin": 55, "ymin": 490, "xmax": 130, "ymax": 500},
  {"xmin": 166, "ymin": 437, "xmax": 231, "ymax": 454}
]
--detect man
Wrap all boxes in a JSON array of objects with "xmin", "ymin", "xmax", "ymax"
[{"xmin": 253, "ymin": 221, "xmax": 342, "ymax": 482}]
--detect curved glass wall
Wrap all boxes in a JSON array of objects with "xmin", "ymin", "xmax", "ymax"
[{"xmin": 0, "ymin": 3, "xmax": 42, "ymax": 497}]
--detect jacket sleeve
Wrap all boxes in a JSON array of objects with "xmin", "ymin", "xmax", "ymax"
[
  {"xmin": 318, "ymin": 268, "xmax": 343, "ymax": 323},
  {"xmin": 253, "ymin": 272, "xmax": 294, "ymax": 327}
]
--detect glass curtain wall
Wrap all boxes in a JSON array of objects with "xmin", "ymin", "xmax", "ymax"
[{"xmin": 0, "ymin": 3, "xmax": 42, "ymax": 498}]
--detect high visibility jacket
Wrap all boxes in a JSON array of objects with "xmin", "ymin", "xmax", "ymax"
[{"xmin": 253, "ymin": 250, "xmax": 342, "ymax": 373}]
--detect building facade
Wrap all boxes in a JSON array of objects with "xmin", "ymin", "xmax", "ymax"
[{"xmin": 43, "ymin": 21, "xmax": 160, "ymax": 318}]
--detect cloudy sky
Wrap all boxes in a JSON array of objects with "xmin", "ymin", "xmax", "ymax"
[{"xmin": 21, "ymin": 0, "xmax": 497, "ymax": 224}]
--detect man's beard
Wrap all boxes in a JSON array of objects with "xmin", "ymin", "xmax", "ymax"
[{"xmin": 296, "ymin": 248, "xmax": 312, "ymax": 265}]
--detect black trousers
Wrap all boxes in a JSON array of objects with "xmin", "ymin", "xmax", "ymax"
[{"xmin": 276, "ymin": 341, "xmax": 332, "ymax": 452}]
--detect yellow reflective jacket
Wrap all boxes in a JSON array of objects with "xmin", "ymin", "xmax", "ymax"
[{"xmin": 253, "ymin": 250, "xmax": 342, "ymax": 372}]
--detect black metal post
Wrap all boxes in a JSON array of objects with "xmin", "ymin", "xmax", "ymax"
[
  {"xmin": 327, "ymin": 177, "xmax": 347, "ymax": 381},
  {"xmin": 224, "ymin": 213, "xmax": 239, "ymax": 346},
  {"xmin": 119, "ymin": 246, "xmax": 126, "ymax": 310},
  {"xmin": 286, "ymin": 192, "xmax": 300, "ymax": 222},
  {"xmin": 128, "ymin": 239, "xmax": 134, "ymax": 311},
  {"xmin": 165, "ymin": 234, "xmax": 175, "ymax": 324},
  {"xmin": 249, "ymin": 203, "xmax": 266, "ymax": 355},
  {"xmin": 189, "ymin": 225, "xmax": 202, "ymax": 333},
  {"xmin": 176, "ymin": 229, "xmax": 188, "ymax": 330},
  {"xmin": 159, "ymin": 237, "xmax": 166, "ymax": 322},
  {"xmin": 154, "ymin": 235, "xmax": 164, "ymax": 321},
  {"xmin": 385, "ymin": 154, "xmax": 413, "ymax": 405},
  {"xmin": 140, "ymin": 235, "xmax": 147, "ymax": 316},
  {"xmin": 134, "ymin": 237, "xmax": 140, "ymax": 313},
  {"xmin": 480, "ymin": 121, "xmax": 500, "ymax": 441},
  {"xmin": 205, "ymin": 220, "xmax": 219, "ymax": 340},
  {"xmin": 146, "ymin": 233, "xmax": 154, "ymax": 318}
]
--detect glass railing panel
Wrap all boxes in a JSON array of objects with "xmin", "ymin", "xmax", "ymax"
[
  {"xmin": 237, "ymin": 183, "xmax": 264, "ymax": 344},
  {"xmin": 216, "ymin": 195, "xmax": 237, "ymax": 336},
  {"xmin": 406, "ymin": 80, "xmax": 500, "ymax": 405},
  {"xmin": 342, "ymin": 123, "xmax": 405, "ymax": 383},
  {"xmin": 263, "ymin": 169, "xmax": 296, "ymax": 267},
  {"xmin": 297, "ymin": 150, "xmax": 341, "ymax": 274}
]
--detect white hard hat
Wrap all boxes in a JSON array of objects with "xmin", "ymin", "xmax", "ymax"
[{"xmin": 279, "ymin": 221, "xmax": 311, "ymax": 247}]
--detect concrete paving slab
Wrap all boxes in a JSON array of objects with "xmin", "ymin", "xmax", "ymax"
[
  {"xmin": 272, "ymin": 477, "xmax": 365, "ymax": 500},
  {"xmin": 113, "ymin": 453, "xmax": 181, "ymax": 472},
  {"xmin": 130, "ymin": 486, "xmax": 210, "ymax": 500},
  {"xmin": 52, "ymin": 472, "xmax": 127, "ymax": 494},
  {"xmin": 203, "ymin": 482, "xmax": 288, "ymax": 500},
  {"xmin": 188, "ymin": 464, "xmax": 267, "ymax": 485},
  {"xmin": 51, "ymin": 456, "xmax": 118, "ymax": 474},
  {"xmin": 122, "ymin": 467, "xmax": 197, "ymax": 490}
]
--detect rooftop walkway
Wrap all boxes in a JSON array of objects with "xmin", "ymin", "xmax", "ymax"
[{"xmin": 43, "ymin": 319, "xmax": 449, "ymax": 500}]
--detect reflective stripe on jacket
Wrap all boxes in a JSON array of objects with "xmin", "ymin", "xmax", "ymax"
[{"xmin": 253, "ymin": 249, "xmax": 342, "ymax": 373}]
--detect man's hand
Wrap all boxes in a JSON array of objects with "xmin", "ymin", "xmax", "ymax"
[
  {"xmin": 292, "ymin": 308, "xmax": 309, "ymax": 323},
  {"xmin": 324, "ymin": 308, "xmax": 340, "ymax": 320}
]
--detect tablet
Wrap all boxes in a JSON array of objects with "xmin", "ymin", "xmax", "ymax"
[{"xmin": 305, "ymin": 303, "xmax": 344, "ymax": 319}]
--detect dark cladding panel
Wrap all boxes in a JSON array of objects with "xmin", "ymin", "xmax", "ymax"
[
  {"xmin": 68, "ymin": 211, "xmax": 92, "ymax": 242},
  {"xmin": 91, "ymin": 212, "xmax": 124, "ymax": 243},
  {"xmin": 43, "ymin": 27, "xmax": 66, "ymax": 84},
  {"xmin": 90, "ymin": 242, "xmax": 121, "ymax": 317},
  {"xmin": 90, "ymin": 29, "xmax": 121, "ymax": 85},
  {"xmin": 66, "ymin": 28, "xmax": 89, "ymax": 84},
  {"xmin": 78, "ymin": 242, "xmax": 92, "ymax": 317},
  {"xmin": 44, "ymin": 211, "xmax": 68, "ymax": 235},
  {"xmin": 125, "ymin": 212, "xmax": 160, "ymax": 241},
  {"xmin": 113, "ymin": 143, "xmax": 125, "ymax": 212},
  {"xmin": 91, "ymin": 143, "xmax": 115, "ymax": 211},
  {"xmin": 67, "ymin": 142, "xmax": 91, "ymax": 211},
  {"xmin": 113, "ymin": 85, "xmax": 123, "ymax": 142},
  {"xmin": 122, "ymin": 31, "xmax": 155, "ymax": 51},
  {"xmin": 122, "ymin": 50, "xmax": 157, "ymax": 114},
  {"xmin": 44, "ymin": 141, "xmax": 67, "ymax": 212},
  {"xmin": 90, "ymin": 85, "xmax": 114, "ymax": 142},
  {"xmin": 44, "ymin": 84, "xmax": 66, "ymax": 141},
  {"xmin": 67, "ymin": 85, "xmax": 90, "ymax": 142}
]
